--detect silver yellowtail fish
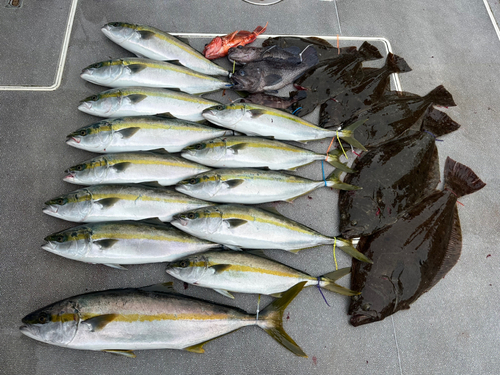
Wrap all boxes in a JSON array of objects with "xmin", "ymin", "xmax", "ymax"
[
  {"xmin": 101, "ymin": 22, "xmax": 228, "ymax": 76},
  {"xmin": 66, "ymin": 116, "xmax": 237, "ymax": 154},
  {"xmin": 43, "ymin": 221, "xmax": 223, "ymax": 269},
  {"xmin": 78, "ymin": 87, "xmax": 220, "ymax": 121},
  {"xmin": 202, "ymin": 103, "xmax": 367, "ymax": 149},
  {"xmin": 81, "ymin": 58, "xmax": 231, "ymax": 94},
  {"xmin": 171, "ymin": 205, "xmax": 372, "ymax": 263},
  {"xmin": 166, "ymin": 250, "xmax": 357, "ymax": 298},
  {"xmin": 64, "ymin": 152, "xmax": 211, "ymax": 187},
  {"xmin": 175, "ymin": 168, "xmax": 360, "ymax": 204},
  {"xmin": 43, "ymin": 185, "xmax": 214, "ymax": 223},
  {"xmin": 20, "ymin": 282, "xmax": 307, "ymax": 357},
  {"xmin": 181, "ymin": 136, "xmax": 354, "ymax": 173}
]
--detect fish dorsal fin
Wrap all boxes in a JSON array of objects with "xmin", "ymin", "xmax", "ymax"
[
  {"xmin": 306, "ymin": 36, "xmax": 333, "ymax": 47},
  {"xmin": 227, "ymin": 143, "xmax": 248, "ymax": 154},
  {"xmin": 421, "ymin": 145, "xmax": 440, "ymax": 198},
  {"xmin": 270, "ymin": 292, "xmax": 282, "ymax": 298},
  {"xmin": 223, "ymin": 179, "xmax": 245, "ymax": 189},
  {"xmin": 126, "ymin": 64, "xmax": 147, "ymax": 74},
  {"xmin": 156, "ymin": 112, "xmax": 177, "ymax": 119},
  {"xmin": 82, "ymin": 314, "xmax": 119, "ymax": 331},
  {"xmin": 112, "ymin": 162, "xmax": 132, "ymax": 172},
  {"xmin": 213, "ymin": 288, "xmax": 235, "ymax": 299},
  {"xmin": 103, "ymin": 263, "xmax": 127, "ymax": 270},
  {"xmin": 425, "ymin": 207, "xmax": 462, "ymax": 292},
  {"xmin": 139, "ymin": 282, "xmax": 176, "ymax": 294},
  {"xmin": 103, "ymin": 349, "xmax": 136, "ymax": 358},
  {"xmin": 126, "ymin": 94, "xmax": 148, "ymax": 104},
  {"xmin": 165, "ymin": 60, "xmax": 183, "ymax": 66},
  {"xmin": 259, "ymin": 206, "xmax": 282, "ymax": 216},
  {"xmin": 148, "ymin": 148, "xmax": 171, "ymax": 155},
  {"xmin": 176, "ymin": 36, "xmax": 191, "ymax": 46},
  {"xmin": 224, "ymin": 218, "xmax": 248, "ymax": 228},
  {"xmin": 246, "ymin": 249, "xmax": 272, "ymax": 260},
  {"xmin": 139, "ymin": 217, "xmax": 166, "ymax": 225},
  {"xmin": 140, "ymin": 181, "xmax": 165, "ymax": 188},
  {"xmin": 94, "ymin": 239, "xmax": 119, "ymax": 249},
  {"xmin": 210, "ymin": 264, "xmax": 232, "ymax": 274},
  {"xmin": 96, "ymin": 197, "xmax": 121, "ymax": 209},
  {"xmin": 117, "ymin": 127, "xmax": 140, "ymax": 139},
  {"xmin": 226, "ymin": 30, "xmax": 239, "ymax": 41},
  {"xmin": 138, "ymin": 30, "xmax": 156, "ymax": 40}
]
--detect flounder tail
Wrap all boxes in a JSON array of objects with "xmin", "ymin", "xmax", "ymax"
[
  {"xmin": 444, "ymin": 157, "xmax": 486, "ymax": 198},
  {"xmin": 421, "ymin": 107, "xmax": 461, "ymax": 137},
  {"xmin": 258, "ymin": 282, "xmax": 308, "ymax": 358},
  {"xmin": 386, "ymin": 53, "xmax": 412, "ymax": 74},
  {"xmin": 358, "ymin": 41, "xmax": 383, "ymax": 61},
  {"xmin": 320, "ymin": 268, "xmax": 359, "ymax": 296},
  {"xmin": 424, "ymin": 85, "xmax": 456, "ymax": 107},
  {"xmin": 337, "ymin": 119, "xmax": 368, "ymax": 151}
]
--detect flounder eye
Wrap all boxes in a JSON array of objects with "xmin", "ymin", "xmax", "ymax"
[
  {"xmin": 350, "ymin": 220, "xmax": 357, "ymax": 226},
  {"xmin": 187, "ymin": 213, "xmax": 196, "ymax": 219},
  {"xmin": 341, "ymin": 214, "xmax": 347, "ymax": 220},
  {"xmin": 361, "ymin": 303, "xmax": 371, "ymax": 311},
  {"xmin": 179, "ymin": 260, "xmax": 189, "ymax": 268},
  {"xmin": 239, "ymin": 70, "xmax": 245, "ymax": 76}
]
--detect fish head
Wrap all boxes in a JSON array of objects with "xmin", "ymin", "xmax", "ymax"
[
  {"xmin": 230, "ymin": 65, "xmax": 263, "ymax": 92},
  {"xmin": 176, "ymin": 173, "xmax": 222, "ymax": 199},
  {"xmin": 64, "ymin": 156, "xmax": 108, "ymax": 185},
  {"xmin": 43, "ymin": 189, "xmax": 93, "ymax": 222},
  {"xmin": 227, "ymin": 46, "xmax": 261, "ymax": 64},
  {"xmin": 66, "ymin": 120, "xmax": 114, "ymax": 152},
  {"xmin": 80, "ymin": 59, "xmax": 124, "ymax": 86},
  {"xmin": 171, "ymin": 206, "xmax": 223, "ymax": 235},
  {"xmin": 203, "ymin": 36, "xmax": 224, "ymax": 59},
  {"xmin": 181, "ymin": 138, "xmax": 226, "ymax": 164},
  {"xmin": 166, "ymin": 254, "xmax": 209, "ymax": 284},
  {"xmin": 101, "ymin": 22, "xmax": 137, "ymax": 44},
  {"xmin": 20, "ymin": 299, "xmax": 80, "ymax": 346},
  {"xmin": 202, "ymin": 104, "xmax": 245, "ymax": 128},
  {"xmin": 78, "ymin": 89, "xmax": 123, "ymax": 117},
  {"xmin": 42, "ymin": 226, "xmax": 92, "ymax": 259}
]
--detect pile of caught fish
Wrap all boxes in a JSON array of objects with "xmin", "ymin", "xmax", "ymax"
[{"xmin": 21, "ymin": 22, "xmax": 485, "ymax": 359}]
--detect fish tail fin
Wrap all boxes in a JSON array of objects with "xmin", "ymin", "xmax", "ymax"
[
  {"xmin": 258, "ymin": 282, "xmax": 308, "ymax": 358},
  {"xmin": 253, "ymin": 22, "xmax": 268, "ymax": 36},
  {"xmin": 386, "ymin": 53, "xmax": 412, "ymax": 74},
  {"xmin": 443, "ymin": 157, "xmax": 485, "ymax": 198},
  {"xmin": 358, "ymin": 41, "xmax": 383, "ymax": 61},
  {"xmin": 333, "ymin": 237, "xmax": 373, "ymax": 264},
  {"xmin": 338, "ymin": 119, "xmax": 368, "ymax": 151},
  {"xmin": 325, "ymin": 149, "xmax": 355, "ymax": 173},
  {"xmin": 326, "ymin": 169, "xmax": 361, "ymax": 190},
  {"xmin": 421, "ymin": 108, "xmax": 461, "ymax": 136},
  {"xmin": 424, "ymin": 85, "xmax": 456, "ymax": 107},
  {"xmin": 319, "ymin": 268, "xmax": 359, "ymax": 296}
]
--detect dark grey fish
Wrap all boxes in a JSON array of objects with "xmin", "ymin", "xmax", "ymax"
[
  {"xmin": 241, "ymin": 91, "xmax": 306, "ymax": 110},
  {"xmin": 228, "ymin": 45, "xmax": 306, "ymax": 65},
  {"xmin": 348, "ymin": 158, "xmax": 485, "ymax": 326}
]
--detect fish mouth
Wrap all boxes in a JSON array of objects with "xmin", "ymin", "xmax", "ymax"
[
  {"xmin": 201, "ymin": 108, "xmax": 217, "ymax": 121},
  {"xmin": 19, "ymin": 325, "xmax": 38, "ymax": 340},
  {"xmin": 42, "ymin": 205, "xmax": 59, "ymax": 216},
  {"xmin": 78, "ymin": 102, "xmax": 93, "ymax": 113},
  {"xmin": 171, "ymin": 217, "xmax": 188, "ymax": 227},
  {"xmin": 66, "ymin": 136, "xmax": 81, "ymax": 146},
  {"xmin": 63, "ymin": 172, "xmax": 76, "ymax": 182},
  {"xmin": 41, "ymin": 242, "xmax": 57, "ymax": 253}
]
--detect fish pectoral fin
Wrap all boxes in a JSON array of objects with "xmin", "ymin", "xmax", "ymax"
[
  {"xmin": 224, "ymin": 219, "xmax": 248, "ymax": 228},
  {"xmin": 223, "ymin": 179, "xmax": 245, "ymax": 189},
  {"xmin": 117, "ymin": 127, "xmax": 140, "ymax": 139},
  {"xmin": 210, "ymin": 264, "xmax": 232, "ymax": 274},
  {"xmin": 139, "ymin": 282, "xmax": 175, "ymax": 294},
  {"xmin": 226, "ymin": 30, "xmax": 239, "ymax": 41},
  {"xmin": 248, "ymin": 109, "xmax": 267, "ymax": 118},
  {"xmin": 165, "ymin": 60, "xmax": 183, "ymax": 66},
  {"xmin": 227, "ymin": 143, "xmax": 248, "ymax": 154},
  {"xmin": 96, "ymin": 198, "xmax": 121, "ymax": 209},
  {"xmin": 156, "ymin": 112, "xmax": 176, "ymax": 119},
  {"xmin": 103, "ymin": 349, "xmax": 136, "ymax": 358},
  {"xmin": 126, "ymin": 94, "xmax": 148, "ymax": 104},
  {"xmin": 103, "ymin": 263, "xmax": 127, "ymax": 270},
  {"xmin": 82, "ymin": 314, "xmax": 119, "ymax": 332},
  {"xmin": 213, "ymin": 288, "xmax": 235, "ymax": 299},
  {"xmin": 140, "ymin": 181, "xmax": 164, "ymax": 188},
  {"xmin": 224, "ymin": 245, "xmax": 242, "ymax": 251},
  {"xmin": 264, "ymin": 74, "xmax": 282, "ymax": 86},
  {"xmin": 246, "ymin": 250, "xmax": 272, "ymax": 260},
  {"xmin": 270, "ymin": 292, "xmax": 283, "ymax": 298},
  {"xmin": 112, "ymin": 162, "xmax": 132, "ymax": 173},
  {"xmin": 126, "ymin": 64, "xmax": 147, "ymax": 74},
  {"xmin": 94, "ymin": 239, "xmax": 119, "ymax": 249},
  {"xmin": 137, "ymin": 30, "xmax": 155, "ymax": 40}
]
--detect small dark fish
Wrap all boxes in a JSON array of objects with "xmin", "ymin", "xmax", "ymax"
[
  {"xmin": 262, "ymin": 36, "xmax": 357, "ymax": 62},
  {"xmin": 318, "ymin": 53, "xmax": 412, "ymax": 125},
  {"xmin": 291, "ymin": 42, "xmax": 383, "ymax": 116},
  {"xmin": 241, "ymin": 91, "xmax": 306, "ymax": 110},
  {"xmin": 349, "ymin": 157, "xmax": 485, "ymax": 326},
  {"xmin": 337, "ymin": 85, "xmax": 456, "ymax": 149},
  {"xmin": 228, "ymin": 45, "xmax": 305, "ymax": 65},
  {"xmin": 230, "ymin": 46, "xmax": 319, "ymax": 93}
]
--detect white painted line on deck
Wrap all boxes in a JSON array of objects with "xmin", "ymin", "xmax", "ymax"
[
  {"xmin": 0, "ymin": 0, "xmax": 78, "ymax": 91},
  {"xmin": 483, "ymin": 0, "xmax": 500, "ymax": 41}
]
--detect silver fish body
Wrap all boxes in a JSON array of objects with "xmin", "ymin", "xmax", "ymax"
[
  {"xmin": 101, "ymin": 23, "xmax": 228, "ymax": 76},
  {"xmin": 166, "ymin": 251, "xmax": 356, "ymax": 298},
  {"xmin": 175, "ymin": 168, "xmax": 359, "ymax": 204},
  {"xmin": 180, "ymin": 136, "xmax": 353, "ymax": 172},
  {"xmin": 20, "ymin": 282, "xmax": 307, "ymax": 357},
  {"xmin": 42, "ymin": 222, "xmax": 222, "ymax": 267},
  {"xmin": 64, "ymin": 152, "xmax": 212, "ymax": 186},
  {"xmin": 43, "ymin": 184, "xmax": 214, "ymax": 223},
  {"xmin": 81, "ymin": 58, "xmax": 231, "ymax": 94},
  {"xmin": 78, "ymin": 87, "xmax": 220, "ymax": 122},
  {"xmin": 66, "ymin": 116, "xmax": 237, "ymax": 154}
]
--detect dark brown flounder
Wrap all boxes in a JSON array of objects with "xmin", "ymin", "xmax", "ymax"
[
  {"xmin": 290, "ymin": 42, "xmax": 383, "ymax": 116},
  {"xmin": 348, "ymin": 158, "xmax": 485, "ymax": 327},
  {"xmin": 337, "ymin": 85, "xmax": 456, "ymax": 149},
  {"xmin": 339, "ymin": 131, "xmax": 441, "ymax": 239}
]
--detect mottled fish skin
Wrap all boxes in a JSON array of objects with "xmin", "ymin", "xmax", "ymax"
[
  {"xmin": 20, "ymin": 282, "xmax": 308, "ymax": 357},
  {"xmin": 66, "ymin": 116, "xmax": 237, "ymax": 154},
  {"xmin": 180, "ymin": 136, "xmax": 352, "ymax": 172},
  {"xmin": 228, "ymin": 45, "xmax": 304, "ymax": 65},
  {"xmin": 42, "ymin": 222, "xmax": 222, "ymax": 266},
  {"xmin": 175, "ymin": 168, "xmax": 359, "ymax": 204},
  {"xmin": 349, "ymin": 158, "xmax": 485, "ymax": 327},
  {"xmin": 81, "ymin": 58, "xmax": 231, "ymax": 94},
  {"xmin": 64, "ymin": 152, "xmax": 212, "ymax": 187},
  {"xmin": 101, "ymin": 22, "xmax": 228, "ymax": 76},
  {"xmin": 241, "ymin": 92, "xmax": 304, "ymax": 110},
  {"xmin": 166, "ymin": 250, "xmax": 356, "ymax": 297},
  {"xmin": 78, "ymin": 87, "xmax": 220, "ymax": 121},
  {"xmin": 43, "ymin": 184, "xmax": 215, "ymax": 223},
  {"xmin": 339, "ymin": 131, "xmax": 439, "ymax": 238},
  {"xmin": 170, "ymin": 204, "xmax": 372, "ymax": 263}
]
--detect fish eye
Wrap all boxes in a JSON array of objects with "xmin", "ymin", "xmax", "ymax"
[
  {"xmin": 38, "ymin": 312, "xmax": 49, "ymax": 324},
  {"xmin": 341, "ymin": 213, "xmax": 347, "ymax": 220},
  {"xmin": 189, "ymin": 178, "xmax": 197, "ymax": 184},
  {"xmin": 179, "ymin": 260, "xmax": 189, "ymax": 268},
  {"xmin": 57, "ymin": 198, "xmax": 64, "ymax": 205},
  {"xmin": 111, "ymin": 22, "xmax": 120, "ymax": 27},
  {"xmin": 79, "ymin": 129, "xmax": 87, "ymax": 136},
  {"xmin": 187, "ymin": 213, "xmax": 196, "ymax": 219},
  {"xmin": 350, "ymin": 220, "xmax": 357, "ymax": 226},
  {"xmin": 194, "ymin": 143, "xmax": 203, "ymax": 150},
  {"xmin": 239, "ymin": 70, "xmax": 245, "ymax": 76},
  {"xmin": 237, "ymin": 45, "xmax": 243, "ymax": 49},
  {"xmin": 90, "ymin": 95, "xmax": 98, "ymax": 101},
  {"xmin": 361, "ymin": 303, "xmax": 371, "ymax": 311},
  {"xmin": 75, "ymin": 165, "xmax": 83, "ymax": 171},
  {"xmin": 56, "ymin": 236, "xmax": 64, "ymax": 242},
  {"xmin": 215, "ymin": 105, "xmax": 225, "ymax": 111}
]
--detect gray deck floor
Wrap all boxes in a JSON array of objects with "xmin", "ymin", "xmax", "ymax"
[{"xmin": 1, "ymin": 1, "xmax": 499, "ymax": 374}]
